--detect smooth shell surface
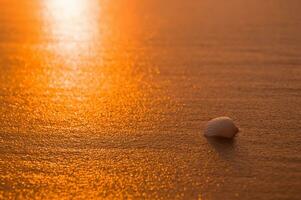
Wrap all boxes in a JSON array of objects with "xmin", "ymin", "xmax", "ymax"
[{"xmin": 204, "ymin": 117, "xmax": 239, "ymax": 138}]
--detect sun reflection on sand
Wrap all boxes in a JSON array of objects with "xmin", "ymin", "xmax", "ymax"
[
  {"xmin": 1, "ymin": 0, "xmax": 161, "ymax": 133},
  {"xmin": 38, "ymin": 0, "xmax": 101, "ymax": 92},
  {"xmin": 43, "ymin": 0, "xmax": 101, "ymax": 55},
  {"xmin": 0, "ymin": 0, "xmax": 180, "ymax": 199}
]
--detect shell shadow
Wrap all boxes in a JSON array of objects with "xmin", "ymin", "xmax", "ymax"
[
  {"xmin": 206, "ymin": 137, "xmax": 237, "ymax": 160},
  {"xmin": 205, "ymin": 136, "xmax": 254, "ymax": 178}
]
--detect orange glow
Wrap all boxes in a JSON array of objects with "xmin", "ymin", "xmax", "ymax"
[
  {"xmin": 43, "ymin": 0, "xmax": 100, "ymax": 57},
  {"xmin": 1, "ymin": 0, "xmax": 301, "ymax": 199},
  {"xmin": 1, "ymin": 0, "xmax": 157, "ymax": 132},
  {"xmin": 40, "ymin": 0, "xmax": 101, "ymax": 90}
]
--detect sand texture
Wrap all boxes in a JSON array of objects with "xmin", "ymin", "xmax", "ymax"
[{"xmin": 1, "ymin": 0, "xmax": 301, "ymax": 199}]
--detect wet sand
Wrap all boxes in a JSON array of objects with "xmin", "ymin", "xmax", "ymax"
[{"xmin": 1, "ymin": 0, "xmax": 301, "ymax": 199}]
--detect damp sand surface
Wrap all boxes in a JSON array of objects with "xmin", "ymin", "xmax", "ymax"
[{"xmin": 1, "ymin": 0, "xmax": 301, "ymax": 199}]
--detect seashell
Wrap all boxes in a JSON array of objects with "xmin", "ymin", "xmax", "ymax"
[{"xmin": 204, "ymin": 117, "xmax": 239, "ymax": 138}]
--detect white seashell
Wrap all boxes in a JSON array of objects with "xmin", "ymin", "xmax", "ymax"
[{"xmin": 204, "ymin": 117, "xmax": 239, "ymax": 138}]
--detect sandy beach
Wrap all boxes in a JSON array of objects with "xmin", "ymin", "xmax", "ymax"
[{"xmin": 1, "ymin": 0, "xmax": 301, "ymax": 199}]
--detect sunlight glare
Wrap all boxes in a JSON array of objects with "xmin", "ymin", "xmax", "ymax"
[{"xmin": 43, "ymin": 0, "xmax": 100, "ymax": 56}]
